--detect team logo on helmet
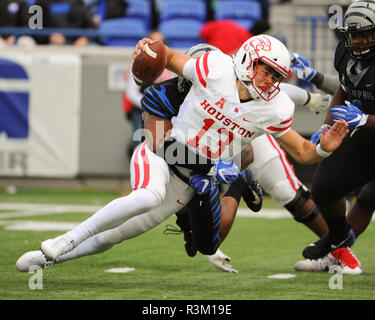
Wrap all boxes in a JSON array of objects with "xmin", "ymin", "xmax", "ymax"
[{"xmin": 249, "ymin": 36, "xmax": 272, "ymax": 54}]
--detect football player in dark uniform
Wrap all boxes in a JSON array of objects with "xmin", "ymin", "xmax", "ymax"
[{"xmin": 303, "ymin": 1, "xmax": 375, "ymax": 269}]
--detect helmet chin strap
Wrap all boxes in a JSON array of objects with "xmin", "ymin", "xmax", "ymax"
[{"xmin": 247, "ymin": 82, "xmax": 263, "ymax": 101}]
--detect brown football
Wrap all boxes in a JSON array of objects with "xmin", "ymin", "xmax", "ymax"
[{"xmin": 132, "ymin": 40, "xmax": 167, "ymax": 86}]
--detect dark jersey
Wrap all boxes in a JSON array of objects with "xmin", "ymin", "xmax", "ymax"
[
  {"xmin": 141, "ymin": 77, "xmax": 187, "ymax": 120},
  {"xmin": 334, "ymin": 40, "xmax": 375, "ymax": 114}
]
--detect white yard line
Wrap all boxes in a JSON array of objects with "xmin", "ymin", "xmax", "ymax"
[{"xmin": 0, "ymin": 203, "xmax": 373, "ymax": 231}]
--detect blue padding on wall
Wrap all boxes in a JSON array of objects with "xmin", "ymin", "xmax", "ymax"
[
  {"xmin": 0, "ymin": 58, "xmax": 28, "ymax": 80},
  {"xmin": 0, "ymin": 91, "xmax": 29, "ymax": 139}
]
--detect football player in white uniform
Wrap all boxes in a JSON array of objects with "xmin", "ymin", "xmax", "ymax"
[{"xmin": 16, "ymin": 35, "xmax": 348, "ymax": 273}]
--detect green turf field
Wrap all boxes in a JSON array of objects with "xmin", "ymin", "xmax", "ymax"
[{"xmin": 0, "ymin": 188, "xmax": 374, "ymax": 300}]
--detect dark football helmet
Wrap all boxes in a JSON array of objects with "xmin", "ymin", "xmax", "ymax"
[{"xmin": 341, "ymin": 0, "xmax": 375, "ymax": 61}]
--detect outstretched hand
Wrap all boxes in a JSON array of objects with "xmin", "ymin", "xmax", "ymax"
[
  {"xmin": 319, "ymin": 120, "xmax": 348, "ymax": 153},
  {"xmin": 205, "ymin": 249, "xmax": 238, "ymax": 273}
]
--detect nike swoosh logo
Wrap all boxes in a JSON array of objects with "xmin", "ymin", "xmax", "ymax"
[
  {"xmin": 176, "ymin": 199, "xmax": 185, "ymax": 205},
  {"xmin": 330, "ymin": 234, "xmax": 352, "ymax": 250},
  {"xmin": 201, "ymin": 179, "xmax": 210, "ymax": 193},
  {"xmin": 348, "ymin": 114, "xmax": 361, "ymax": 123},
  {"xmin": 218, "ymin": 169, "xmax": 227, "ymax": 183},
  {"xmin": 243, "ymin": 118, "xmax": 252, "ymax": 122}
]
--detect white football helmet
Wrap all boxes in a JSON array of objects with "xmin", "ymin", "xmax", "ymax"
[{"xmin": 233, "ymin": 35, "xmax": 290, "ymax": 101}]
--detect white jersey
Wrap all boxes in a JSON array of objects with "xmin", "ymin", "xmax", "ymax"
[{"xmin": 171, "ymin": 51, "xmax": 295, "ymax": 161}]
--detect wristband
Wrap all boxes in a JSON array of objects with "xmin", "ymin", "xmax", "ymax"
[
  {"xmin": 316, "ymin": 143, "xmax": 332, "ymax": 158},
  {"xmin": 310, "ymin": 71, "xmax": 324, "ymax": 88}
]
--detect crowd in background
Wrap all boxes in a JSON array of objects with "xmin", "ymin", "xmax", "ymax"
[{"xmin": 0, "ymin": 0, "xmax": 275, "ymax": 47}]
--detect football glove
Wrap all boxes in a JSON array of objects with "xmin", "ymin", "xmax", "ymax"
[
  {"xmin": 310, "ymin": 125, "xmax": 331, "ymax": 144},
  {"xmin": 331, "ymin": 101, "xmax": 368, "ymax": 129},
  {"xmin": 189, "ymin": 172, "xmax": 214, "ymax": 196},
  {"xmin": 305, "ymin": 92, "xmax": 331, "ymax": 114},
  {"xmin": 208, "ymin": 160, "xmax": 239, "ymax": 184},
  {"xmin": 205, "ymin": 249, "xmax": 238, "ymax": 273},
  {"xmin": 290, "ymin": 53, "xmax": 317, "ymax": 81},
  {"xmin": 238, "ymin": 168, "xmax": 263, "ymax": 212}
]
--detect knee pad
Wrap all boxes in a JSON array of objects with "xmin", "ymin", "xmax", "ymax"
[
  {"xmin": 266, "ymin": 180, "xmax": 299, "ymax": 207},
  {"xmin": 285, "ymin": 186, "xmax": 319, "ymax": 223}
]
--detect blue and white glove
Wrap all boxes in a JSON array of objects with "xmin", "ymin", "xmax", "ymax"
[
  {"xmin": 331, "ymin": 101, "xmax": 368, "ymax": 128},
  {"xmin": 310, "ymin": 125, "xmax": 331, "ymax": 144},
  {"xmin": 189, "ymin": 172, "xmax": 214, "ymax": 195},
  {"xmin": 208, "ymin": 160, "xmax": 239, "ymax": 184},
  {"xmin": 290, "ymin": 53, "xmax": 317, "ymax": 81}
]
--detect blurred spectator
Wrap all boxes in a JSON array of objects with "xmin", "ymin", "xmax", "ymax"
[
  {"xmin": 123, "ymin": 30, "xmax": 174, "ymax": 157},
  {"xmin": 91, "ymin": 0, "xmax": 128, "ymax": 27},
  {"xmin": 0, "ymin": 0, "xmax": 30, "ymax": 46},
  {"xmin": 34, "ymin": 0, "xmax": 97, "ymax": 46},
  {"xmin": 200, "ymin": 20, "xmax": 253, "ymax": 55},
  {"xmin": 249, "ymin": 0, "xmax": 271, "ymax": 35}
]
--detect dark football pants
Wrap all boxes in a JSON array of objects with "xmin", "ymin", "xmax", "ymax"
[
  {"xmin": 312, "ymin": 130, "xmax": 375, "ymax": 208},
  {"xmin": 187, "ymin": 184, "xmax": 221, "ymax": 255}
]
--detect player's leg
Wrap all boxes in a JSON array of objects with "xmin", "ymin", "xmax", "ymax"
[
  {"xmin": 16, "ymin": 173, "xmax": 195, "ymax": 271},
  {"xmin": 251, "ymin": 134, "xmax": 328, "ymax": 237},
  {"xmin": 39, "ymin": 142, "xmax": 171, "ymax": 261},
  {"xmin": 347, "ymin": 180, "xmax": 375, "ymax": 238},
  {"xmin": 306, "ymin": 132, "xmax": 374, "ymax": 260}
]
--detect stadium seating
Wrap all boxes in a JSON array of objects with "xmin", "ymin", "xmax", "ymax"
[
  {"xmin": 158, "ymin": 0, "xmax": 206, "ymax": 22},
  {"xmin": 99, "ymin": 18, "xmax": 149, "ymax": 47},
  {"xmin": 49, "ymin": 2, "xmax": 72, "ymax": 15},
  {"xmin": 126, "ymin": 0, "xmax": 152, "ymax": 29},
  {"xmin": 215, "ymin": 0, "xmax": 262, "ymax": 30},
  {"xmin": 159, "ymin": 18, "xmax": 203, "ymax": 48}
]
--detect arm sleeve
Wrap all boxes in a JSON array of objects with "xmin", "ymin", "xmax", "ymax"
[{"xmin": 311, "ymin": 72, "xmax": 340, "ymax": 95}]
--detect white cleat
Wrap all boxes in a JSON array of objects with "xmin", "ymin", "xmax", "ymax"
[
  {"xmin": 40, "ymin": 235, "xmax": 76, "ymax": 261},
  {"xmin": 16, "ymin": 250, "xmax": 55, "ymax": 272},
  {"xmin": 294, "ymin": 256, "xmax": 334, "ymax": 272}
]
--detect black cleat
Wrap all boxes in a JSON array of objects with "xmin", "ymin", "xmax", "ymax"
[
  {"xmin": 302, "ymin": 235, "xmax": 331, "ymax": 260},
  {"xmin": 303, "ymin": 229, "xmax": 357, "ymax": 260},
  {"xmin": 238, "ymin": 168, "xmax": 263, "ymax": 212}
]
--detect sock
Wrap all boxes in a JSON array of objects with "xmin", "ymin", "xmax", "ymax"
[
  {"xmin": 326, "ymin": 216, "xmax": 352, "ymax": 245},
  {"xmin": 57, "ymin": 232, "xmax": 114, "ymax": 263}
]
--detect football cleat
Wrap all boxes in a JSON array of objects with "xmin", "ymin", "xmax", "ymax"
[
  {"xmin": 302, "ymin": 235, "xmax": 331, "ymax": 260},
  {"xmin": 294, "ymin": 255, "xmax": 334, "ymax": 272},
  {"xmin": 16, "ymin": 250, "xmax": 55, "ymax": 272},
  {"xmin": 40, "ymin": 235, "xmax": 76, "ymax": 261},
  {"xmin": 302, "ymin": 228, "xmax": 356, "ymax": 260},
  {"xmin": 238, "ymin": 168, "xmax": 263, "ymax": 212},
  {"xmin": 330, "ymin": 247, "xmax": 362, "ymax": 275}
]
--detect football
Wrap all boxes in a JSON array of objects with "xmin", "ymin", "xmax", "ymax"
[{"xmin": 132, "ymin": 40, "xmax": 167, "ymax": 86}]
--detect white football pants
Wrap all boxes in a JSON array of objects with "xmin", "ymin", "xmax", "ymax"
[{"xmin": 58, "ymin": 135, "xmax": 301, "ymax": 263}]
